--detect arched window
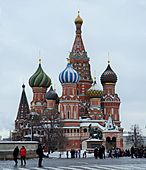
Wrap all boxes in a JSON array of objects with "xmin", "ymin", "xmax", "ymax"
[
  {"xmin": 84, "ymin": 128, "xmax": 87, "ymax": 133},
  {"xmin": 106, "ymin": 137, "xmax": 111, "ymax": 142},
  {"xmin": 68, "ymin": 111, "xmax": 70, "ymax": 119},
  {"xmin": 80, "ymin": 107, "xmax": 84, "ymax": 112},
  {"xmin": 112, "ymin": 137, "xmax": 116, "ymax": 142},
  {"xmin": 105, "ymin": 97, "xmax": 112, "ymax": 101}
]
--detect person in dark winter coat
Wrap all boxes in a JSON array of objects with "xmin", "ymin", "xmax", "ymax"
[
  {"xmin": 101, "ymin": 145, "xmax": 105, "ymax": 159},
  {"xmin": 36, "ymin": 144, "xmax": 44, "ymax": 167},
  {"xmin": 99, "ymin": 146, "xmax": 103, "ymax": 159},
  {"xmin": 13, "ymin": 146, "xmax": 19, "ymax": 166},
  {"xmin": 94, "ymin": 147, "xmax": 98, "ymax": 159},
  {"xmin": 131, "ymin": 146, "xmax": 135, "ymax": 158}
]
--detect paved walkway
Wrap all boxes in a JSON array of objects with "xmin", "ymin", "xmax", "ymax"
[
  {"xmin": 1, "ymin": 157, "xmax": 146, "ymax": 170},
  {"xmin": 2, "ymin": 164, "xmax": 146, "ymax": 170}
]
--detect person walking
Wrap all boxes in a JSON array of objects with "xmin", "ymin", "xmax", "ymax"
[
  {"xmin": 94, "ymin": 147, "xmax": 98, "ymax": 159},
  {"xmin": 66, "ymin": 150, "xmax": 69, "ymax": 159},
  {"xmin": 84, "ymin": 151, "xmax": 87, "ymax": 158},
  {"xmin": 78, "ymin": 150, "xmax": 81, "ymax": 158},
  {"xmin": 99, "ymin": 146, "xmax": 103, "ymax": 159},
  {"xmin": 131, "ymin": 146, "xmax": 135, "ymax": 158},
  {"xmin": 36, "ymin": 144, "xmax": 44, "ymax": 167},
  {"xmin": 101, "ymin": 145, "xmax": 105, "ymax": 159},
  {"xmin": 13, "ymin": 146, "xmax": 19, "ymax": 166},
  {"xmin": 20, "ymin": 146, "xmax": 26, "ymax": 166}
]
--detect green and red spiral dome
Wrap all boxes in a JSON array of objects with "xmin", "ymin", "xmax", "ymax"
[{"xmin": 29, "ymin": 60, "xmax": 51, "ymax": 88}]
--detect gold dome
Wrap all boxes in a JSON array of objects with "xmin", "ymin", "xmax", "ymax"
[
  {"xmin": 75, "ymin": 11, "xmax": 83, "ymax": 24},
  {"xmin": 86, "ymin": 79, "xmax": 103, "ymax": 98}
]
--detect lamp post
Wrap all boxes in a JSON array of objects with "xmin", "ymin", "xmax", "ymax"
[{"xmin": 29, "ymin": 112, "xmax": 39, "ymax": 141}]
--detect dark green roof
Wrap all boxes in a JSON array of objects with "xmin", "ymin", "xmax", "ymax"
[{"xmin": 29, "ymin": 63, "xmax": 51, "ymax": 88}]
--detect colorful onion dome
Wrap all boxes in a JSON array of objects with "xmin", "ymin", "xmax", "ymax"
[
  {"xmin": 59, "ymin": 60, "xmax": 79, "ymax": 84},
  {"xmin": 86, "ymin": 77, "xmax": 103, "ymax": 98},
  {"xmin": 45, "ymin": 86, "xmax": 59, "ymax": 101},
  {"xmin": 29, "ymin": 59, "xmax": 51, "ymax": 88},
  {"xmin": 75, "ymin": 11, "xmax": 83, "ymax": 25},
  {"xmin": 100, "ymin": 62, "xmax": 117, "ymax": 85}
]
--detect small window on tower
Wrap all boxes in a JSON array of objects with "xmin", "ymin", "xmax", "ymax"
[
  {"xmin": 80, "ymin": 108, "xmax": 84, "ymax": 112},
  {"xmin": 84, "ymin": 128, "xmax": 87, "ymax": 133},
  {"xmin": 68, "ymin": 111, "xmax": 70, "ymax": 119}
]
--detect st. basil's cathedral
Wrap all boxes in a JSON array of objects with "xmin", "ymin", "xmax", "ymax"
[{"xmin": 12, "ymin": 13, "xmax": 124, "ymax": 151}]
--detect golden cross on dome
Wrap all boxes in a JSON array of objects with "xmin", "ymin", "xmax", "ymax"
[
  {"xmin": 108, "ymin": 52, "xmax": 111, "ymax": 64},
  {"xmin": 39, "ymin": 58, "xmax": 41, "ymax": 64},
  {"xmin": 93, "ymin": 70, "xmax": 96, "ymax": 82},
  {"xmin": 38, "ymin": 50, "xmax": 42, "ymax": 64},
  {"xmin": 66, "ymin": 58, "xmax": 71, "ymax": 63}
]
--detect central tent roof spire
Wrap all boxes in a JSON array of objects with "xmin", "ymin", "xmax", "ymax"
[{"xmin": 70, "ymin": 11, "xmax": 87, "ymax": 59}]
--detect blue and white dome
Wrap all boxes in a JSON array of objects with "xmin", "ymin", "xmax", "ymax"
[{"xmin": 59, "ymin": 63, "xmax": 79, "ymax": 84}]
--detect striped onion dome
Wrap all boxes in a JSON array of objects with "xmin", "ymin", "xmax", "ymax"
[
  {"xmin": 100, "ymin": 62, "xmax": 117, "ymax": 85},
  {"xmin": 59, "ymin": 63, "xmax": 79, "ymax": 84},
  {"xmin": 86, "ymin": 78, "xmax": 103, "ymax": 98},
  {"xmin": 29, "ymin": 60, "xmax": 51, "ymax": 88}
]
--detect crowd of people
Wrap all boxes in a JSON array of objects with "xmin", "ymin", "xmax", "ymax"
[
  {"xmin": 94, "ymin": 145, "xmax": 105, "ymax": 159},
  {"xmin": 130, "ymin": 145, "xmax": 145, "ymax": 158},
  {"xmin": 107, "ymin": 147, "xmax": 122, "ymax": 158},
  {"xmin": 68, "ymin": 149, "xmax": 86, "ymax": 158},
  {"xmin": 12, "ymin": 144, "xmax": 146, "ymax": 167}
]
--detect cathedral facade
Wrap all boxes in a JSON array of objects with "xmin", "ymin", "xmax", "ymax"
[{"xmin": 12, "ymin": 13, "xmax": 123, "ymax": 151}]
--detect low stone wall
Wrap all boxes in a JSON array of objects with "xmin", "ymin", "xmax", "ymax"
[{"xmin": 0, "ymin": 141, "xmax": 39, "ymax": 160}]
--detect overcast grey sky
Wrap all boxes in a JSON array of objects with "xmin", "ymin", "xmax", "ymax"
[{"xmin": 0, "ymin": 0, "xmax": 146, "ymax": 138}]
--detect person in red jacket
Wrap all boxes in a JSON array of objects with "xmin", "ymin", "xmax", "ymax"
[{"xmin": 20, "ymin": 146, "xmax": 26, "ymax": 166}]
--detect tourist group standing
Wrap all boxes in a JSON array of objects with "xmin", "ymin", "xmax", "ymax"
[
  {"xmin": 13, "ymin": 146, "xmax": 26, "ymax": 167},
  {"xmin": 130, "ymin": 145, "xmax": 144, "ymax": 158},
  {"xmin": 94, "ymin": 145, "xmax": 105, "ymax": 159}
]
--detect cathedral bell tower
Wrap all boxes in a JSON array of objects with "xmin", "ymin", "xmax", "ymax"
[
  {"xmin": 86, "ymin": 77, "xmax": 103, "ymax": 120},
  {"xmin": 100, "ymin": 61, "xmax": 121, "ymax": 126},
  {"xmin": 69, "ymin": 12, "xmax": 92, "ymax": 103},
  {"xmin": 59, "ymin": 59, "xmax": 80, "ymax": 120},
  {"xmin": 29, "ymin": 59, "xmax": 51, "ymax": 114}
]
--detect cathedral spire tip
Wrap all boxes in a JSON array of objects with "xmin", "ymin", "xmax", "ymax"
[
  {"xmin": 39, "ymin": 58, "xmax": 41, "ymax": 64},
  {"xmin": 108, "ymin": 52, "xmax": 110, "ymax": 64},
  {"xmin": 22, "ymin": 84, "xmax": 25, "ymax": 89},
  {"xmin": 66, "ymin": 58, "xmax": 71, "ymax": 64},
  {"xmin": 75, "ymin": 11, "xmax": 83, "ymax": 25},
  {"xmin": 93, "ymin": 71, "xmax": 96, "ymax": 82}
]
